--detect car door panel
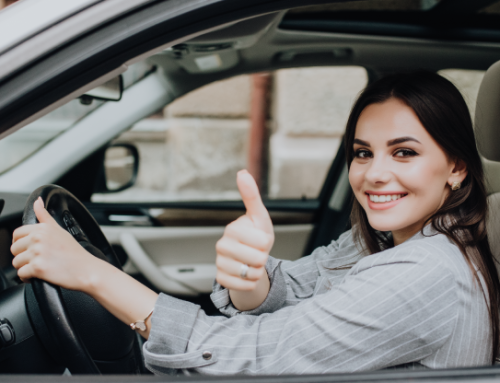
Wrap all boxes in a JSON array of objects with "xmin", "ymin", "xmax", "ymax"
[{"xmin": 101, "ymin": 223, "xmax": 313, "ymax": 295}]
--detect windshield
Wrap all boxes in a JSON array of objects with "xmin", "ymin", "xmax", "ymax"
[
  {"xmin": 0, "ymin": 61, "xmax": 152, "ymax": 175},
  {"xmin": 0, "ymin": 99, "xmax": 103, "ymax": 174}
]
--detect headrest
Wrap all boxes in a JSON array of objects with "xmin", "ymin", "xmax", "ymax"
[{"xmin": 476, "ymin": 61, "xmax": 500, "ymax": 162}]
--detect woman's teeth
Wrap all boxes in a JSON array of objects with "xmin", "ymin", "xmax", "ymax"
[{"xmin": 369, "ymin": 194, "xmax": 405, "ymax": 203}]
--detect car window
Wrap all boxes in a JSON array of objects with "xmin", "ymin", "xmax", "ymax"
[
  {"xmin": 0, "ymin": 62, "xmax": 152, "ymax": 175},
  {"xmin": 92, "ymin": 66, "xmax": 368, "ymax": 203}
]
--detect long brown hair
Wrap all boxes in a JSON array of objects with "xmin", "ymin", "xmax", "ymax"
[{"xmin": 344, "ymin": 71, "xmax": 500, "ymax": 364}]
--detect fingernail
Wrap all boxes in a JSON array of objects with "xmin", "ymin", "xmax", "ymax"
[{"xmin": 238, "ymin": 169, "xmax": 248, "ymax": 175}]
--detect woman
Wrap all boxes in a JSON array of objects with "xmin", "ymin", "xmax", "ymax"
[{"xmin": 10, "ymin": 71, "xmax": 500, "ymax": 374}]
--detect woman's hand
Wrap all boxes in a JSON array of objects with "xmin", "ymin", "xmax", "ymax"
[
  {"xmin": 11, "ymin": 197, "xmax": 100, "ymax": 291},
  {"xmin": 11, "ymin": 197, "xmax": 159, "ymax": 339},
  {"xmin": 215, "ymin": 170, "xmax": 274, "ymax": 310}
]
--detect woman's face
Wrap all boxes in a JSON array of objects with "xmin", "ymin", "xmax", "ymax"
[{"xmin": 348, "ymin": 98, "xmax": 466, "ymax": 244}]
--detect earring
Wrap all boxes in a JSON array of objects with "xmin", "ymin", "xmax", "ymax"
[{"xmin": 451, "ymin": 181, "xmax": 461, "ymax": 191}]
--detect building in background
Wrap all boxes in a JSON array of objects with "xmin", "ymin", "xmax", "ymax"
[{"xmin": 0, "ymin": 0, "xmax": 18, "ymax": 9}]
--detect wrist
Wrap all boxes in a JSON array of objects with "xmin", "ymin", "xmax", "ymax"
[
  {"xmin": 230, "ymin": 270, "xmax": 270, "ymax": 311},
  {"xmin": 79, "ymin": 256, "xmax": 113, "ymax": 295}
]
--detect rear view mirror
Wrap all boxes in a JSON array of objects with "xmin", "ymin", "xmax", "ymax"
[
  {"xmin": 80, "ymin": 75, "xmax": 123, "ymax": 104},
  {"xmin": 95, "ymin": 143, "xmax": 139, "ymax": 193}
]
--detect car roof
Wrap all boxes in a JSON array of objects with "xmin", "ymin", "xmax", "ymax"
[
  {"xmin": 0, "ymin": 0, "xmax": 99, "ymax": 56},
  {"xmin": 0, "ymin": 0, "xmax": 157, "ymax": 84},
  {"xmin": 150, "ymin": 7, "xmax": 500, "ymax": 102}
]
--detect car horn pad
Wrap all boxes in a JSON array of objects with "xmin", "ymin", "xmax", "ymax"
[{"xmin": 22, "ymin": 185, "xmax": 138, "ymax": 374}]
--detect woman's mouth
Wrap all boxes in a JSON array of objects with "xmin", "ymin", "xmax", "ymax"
[
  {"xmin": 365, "ymin": 192, "xmax": 408, "ymax": 210},
  {"xmin": 368, "ymin": 193, "xmax": 406, "ymax": 203}
]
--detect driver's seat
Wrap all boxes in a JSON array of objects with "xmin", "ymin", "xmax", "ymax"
[{"xmin": 475, "ymin": 60, "xmax": 500, "ymax": 274}]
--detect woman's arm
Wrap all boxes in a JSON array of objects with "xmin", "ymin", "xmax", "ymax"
[
  {"xmin": 82, "ymin": 258, "xmax": 158, "ymax": 339},
  {"xmin": 214, "ymin": 170, "xmax": 274, "ymax": 311},
  {"xmin": 213, "ymin": 171, "xmax": 363, "ymax": 315},
  {"xmin": 145, "ymin": 243, "xmax": 462, "ymax": 375},
  {"xmin": 11, "ymin": 170, "xmax": 273, "ymax": 334},
  {"xmin": 11, "ymin": 198, "xmax": 158, "ymax": 338}
]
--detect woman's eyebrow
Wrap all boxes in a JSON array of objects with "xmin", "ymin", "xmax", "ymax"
[
  {"xmin": 353, "ymin": 138, "xmax": 370, "ymax": 146},
  {"xmin": 387, "ymin": 136, "xmax": 421, "ymax": 146}
]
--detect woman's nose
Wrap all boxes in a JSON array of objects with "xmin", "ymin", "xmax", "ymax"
[{"xmin": 364, "ymin": 156, "xmax": 392, "ymax": 185}]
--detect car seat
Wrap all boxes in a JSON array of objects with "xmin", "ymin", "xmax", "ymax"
[{"xmin": 475, "ymin": 60, "xmax": 500, "ymax": 276}]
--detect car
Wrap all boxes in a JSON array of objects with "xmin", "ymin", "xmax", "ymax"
[{"xmin": 1, "ymin": 0, "xmax": 500, "ymax": 381}]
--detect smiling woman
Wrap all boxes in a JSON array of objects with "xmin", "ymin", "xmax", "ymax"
[
  {"xmin": 10, "ymin": 70, "xmax": 500, "ymax": 375},
  {"xmin": 349, "ymin": 98, "xmax": 465, "ymax": 243},
  {"xmin": 345, "ymin": 71, "xmax": 500, "ymax": 362}
]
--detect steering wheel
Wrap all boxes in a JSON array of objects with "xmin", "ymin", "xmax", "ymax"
[{"xmin": 22, "ymin": 185, "xmax": 143, "ymax": 374}]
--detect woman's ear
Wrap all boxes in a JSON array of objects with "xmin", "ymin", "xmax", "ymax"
[{"xmin": 447, "ymin": 159, "xmax": 468, "ymax": 187}]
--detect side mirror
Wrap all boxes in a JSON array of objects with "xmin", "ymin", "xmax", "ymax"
[
  {"xmin": 95, "ymin": 143, "xmax": 139, "ymax": 193},
  {"xmin": 80, "ymin": 75, "xmax": 123, "ymax": 104}
]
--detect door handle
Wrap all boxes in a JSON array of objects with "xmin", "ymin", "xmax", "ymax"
[
  {"xmin": 119, "ymin": 232, "xmax": 197, "ymax": 295},
  {"xmin": 108, "ymin": 215, "xmax": 151, "ymax": 225}
]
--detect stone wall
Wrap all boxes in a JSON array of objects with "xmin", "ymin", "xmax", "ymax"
[
  {"xmin": 269, "ymin": 67, "xmax": 367, "ymax": 199},
  {"xmin": 106, "ymin": 75, "xmax": 252, "ymax": 202},
  {"xmin": 98, "ymin": 67, "xmax": 369, "ymax": 202}
]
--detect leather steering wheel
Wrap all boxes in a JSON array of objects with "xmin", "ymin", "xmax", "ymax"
[{"xmin": 22, "ymin": 185, "xmax": 142, "ymax": 374}]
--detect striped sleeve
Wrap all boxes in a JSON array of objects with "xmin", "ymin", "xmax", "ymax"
[
  {"xmin": 211, "ymin": 255, "xmax": 288, "ymax": 317},
  {"xmin": 144, "ymin": 244, "xmax": 459, "ymax": 375},
  {"xmin": 210, "ymin": 229, "xmax": 362, "ymax": 316}
]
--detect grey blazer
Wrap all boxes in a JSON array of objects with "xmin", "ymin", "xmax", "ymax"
[{"xmin": 143, "ymin": 226, "xmax": 491, "ymax": 376}]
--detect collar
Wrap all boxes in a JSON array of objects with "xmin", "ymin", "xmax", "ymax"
[{"xmin": 403, "ymin": 224, "xmax": 439, "ymax": 244}]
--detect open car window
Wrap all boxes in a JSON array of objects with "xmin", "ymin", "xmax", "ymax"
[{"xmin": 92, "ymin": 66, "xmax": 367, "ymax": 203}]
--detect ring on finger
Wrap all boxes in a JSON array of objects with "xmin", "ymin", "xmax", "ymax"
[{"xmin": 240, "ymin": 263, "xmax": 249, "ymax": 279}]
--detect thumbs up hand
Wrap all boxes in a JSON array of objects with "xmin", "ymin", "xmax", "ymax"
[
  {"xmin": 11, "ymin": 197, "xmax": 98, "ymax": 290},
  {"xmin": 215, "ymin": 170, "xmax": 274, "ymax": 296}
]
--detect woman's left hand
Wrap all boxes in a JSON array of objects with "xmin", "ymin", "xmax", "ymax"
[{"xmin": 11, "ymin": 197, "xmax": 100, "ymax": 290}]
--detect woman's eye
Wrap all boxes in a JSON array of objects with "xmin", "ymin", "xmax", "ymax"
[
  {"xmin": 354, "ymin": 149, "xmax": 372, "ymax": 159},
  {"xmin": 394, "ymin": 148, "xmax": 418, "ymax": 158}
]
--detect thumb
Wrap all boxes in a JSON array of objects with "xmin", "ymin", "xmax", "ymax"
[
  {"xmin": 34, "ymin": 197, "xmax": 56, "ymax": 225},
  {"xmin": 237, "ymin": 170, "xmax": 272, "ymax": 233}
]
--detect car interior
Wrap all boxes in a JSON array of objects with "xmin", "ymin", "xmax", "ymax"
[{"xmin": 2, "ymin": 0, "xmax": 500, "ymax": 377}]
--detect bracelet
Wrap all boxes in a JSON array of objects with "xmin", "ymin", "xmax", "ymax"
[{"xmin": 129, "ymin": 309, "xmax": 154, "ymax": 332}]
